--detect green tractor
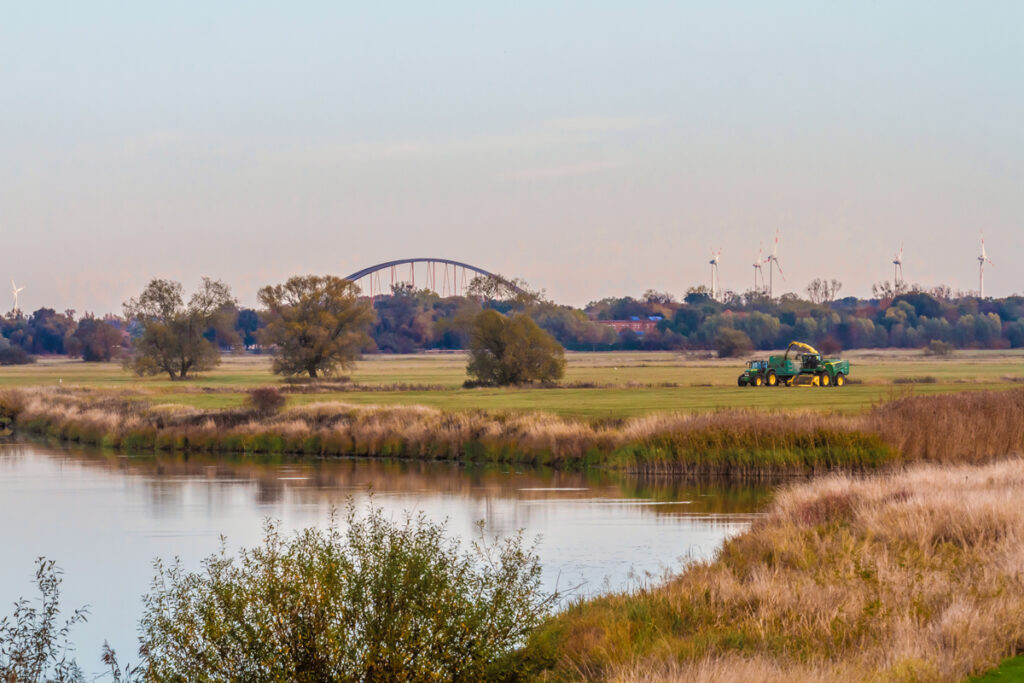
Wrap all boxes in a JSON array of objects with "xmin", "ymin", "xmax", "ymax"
[
  {"xmin": 764, "ymin": 341, "xmax": 850, "ymax": 387},
  {"xmin": 737, "ymin": 359, "xmax": 769, "ymax": 387}
]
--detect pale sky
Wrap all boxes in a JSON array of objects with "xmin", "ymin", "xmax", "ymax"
[{"xmin": 2, "ymin": 2, "xmax": 1021, "ymax": 313}]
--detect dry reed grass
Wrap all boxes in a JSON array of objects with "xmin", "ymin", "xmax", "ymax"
[
  {"xmin": 523, "ymin": 458, "xmax": 1024, "ymax": 681},
  {"xmin": 1, "ymin": 387, "xmax": 1023, "ymax": 475}
]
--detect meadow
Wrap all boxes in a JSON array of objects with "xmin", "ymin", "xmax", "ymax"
[{"xmin": 1, "ymin": 349, "xmax": 1022, "ymax": 418}]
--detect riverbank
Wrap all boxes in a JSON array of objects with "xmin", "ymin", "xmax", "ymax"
[
  {"xmin": 520, "ymin": 458, "xmax": 1024, "ymax": 681},
  {"xmin": 1, "ymin": 387, "xmax": 1022, "ymax": 475}
]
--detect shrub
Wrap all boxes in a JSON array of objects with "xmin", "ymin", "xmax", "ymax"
[
  {"xmin": 0, "ymin": 337, "xmax": 33, "ymax": 365},
  {"xmin": 139, "ymin": 504, "xmax": 556, "ymax": 682},
  {"xmin": 246, "ymin": 386, "xmax": 286, "ymax": 415},
  {"xmin": 715, "ymin": 328, "xmax": 753, "ymax": 358},
  {"xmin": 925, "ymin": 339, "xmax": 954, "ymax": 356},
  {"xmin": 0, "ymin": 559, "xmax": 88, "ymax": 683}
]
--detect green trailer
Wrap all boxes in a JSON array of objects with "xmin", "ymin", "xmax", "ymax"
[{"xmin": 763, "ymin": 341, "xmax": 850, "ymax": 387}]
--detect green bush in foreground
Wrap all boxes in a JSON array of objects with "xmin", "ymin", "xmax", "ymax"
[
  {"xmin": 139, "ymin": 504, "xmax": 555, "ymax": 682},
  {"xmin": 0, "ymin": 559, "xmax": 87, "ymax": 683}
]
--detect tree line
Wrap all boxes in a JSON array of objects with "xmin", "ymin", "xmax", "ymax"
[{"xmin": 2, "ymin": 275, "xmax": 1022, "ymax": 372}]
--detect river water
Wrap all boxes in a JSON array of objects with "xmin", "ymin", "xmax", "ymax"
[{"xmin": 0, "ymin": 442, "xmax": 770, "ymax": 672}]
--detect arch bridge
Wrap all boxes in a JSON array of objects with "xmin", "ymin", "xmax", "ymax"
[{"xmin": 344, "ymin": 258, "xmax": 510, "ymax": 298}]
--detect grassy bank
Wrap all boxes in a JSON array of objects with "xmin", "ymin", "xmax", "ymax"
[
  {"xmin": 521, "ymin": 458, "xmax": 1024, "ymax": 681},
  {"xmin": 2, "ymin": 387, "xmax": 1023, "ymax": 475}
]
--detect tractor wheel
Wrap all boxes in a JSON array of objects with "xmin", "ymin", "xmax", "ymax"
[
  {"xmin": 754, "ymin": 375, "xmax": 763, "ymax": 387},
  {"xmin": 766, "ymin": 371, "xmax": 777, "ymax": 387},
  {"xmin": 820, "ymin": 373, "xmax": 831, "ymax": 387},
  {"xmin": 738, "ymin": 377, "xmax": 745, "ymax": 387},
  {"xmin": 835, "ymin": 373, "xmax": 845, "ymax": 387}
]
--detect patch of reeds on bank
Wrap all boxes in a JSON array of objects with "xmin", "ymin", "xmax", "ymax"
[
  {"xmin": 519, "ymin": 458, "xmax": 1024, "ymax": 681},
  {"xmin": 0, "ymin": 387, "xmax": 1022, "ymax": 475}
]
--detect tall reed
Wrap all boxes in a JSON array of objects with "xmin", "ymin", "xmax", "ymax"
[
  {"xmin": 522, "ymin": 458, "xmax": 1024, "ymax": 681},
  {"xmin": 1, "ymin": 387, "xmax": 1022, "ymax": 475}
]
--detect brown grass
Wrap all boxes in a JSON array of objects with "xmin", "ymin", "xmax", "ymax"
[
  {"xmin": 522, "ymin": 458, "xmax": 1024, "ymax": 681},
  {"xmin": 1, "ymin": 387, "xmax": 1023, "ymax": 475}
]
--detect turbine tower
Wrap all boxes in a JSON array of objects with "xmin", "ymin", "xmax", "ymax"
[
  {"xmin": 708, "ymin": 248, "xmax": 722, "ymax": 300},
  {"xmin": 892, "ymin": 243, "xmax": 904, "ymax": 288},
  {"xmin": 10, "ymin": 281, "xmax": 23, "ymax": 315},
  {"xmin": 753, "ymin": 242, "xmax": 765, "ymax": 293},
  {"xmin": 764, "ymin": 230, "xmax": 785, "ymax": 298},
  {"xmin": 978, "ymin": 234, "xmax": 993, "ymax": 298}
]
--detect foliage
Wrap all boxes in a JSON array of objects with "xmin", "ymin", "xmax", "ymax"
[
  {"xmin": 0, "ymin": 336, "xmax": 34, "ymax": 365},
  {"xmin": 258, "ymin": 275, "xmax": 375, "ymax": 378},
  {"xmin": 0, "ymin": 559, "xmax": 87, "ymax": 683},
  {"xmin": 235, "ymin": 308, "xmax": 263, "ymax": 348},
  {"xmin": 247, "ymin": 386, "xmax": 286, "ymax": 415},
  {"xmin": 926, "ymin": 339, "xmax": 955, "ymax": 356},
  {"xmin": 123, "ymin": 278, "xmax": 236, "ymax": 380},
  {"xmin": 714, "ymin": 328, "xmax": 753, "ymax": 357},
  {"xmin": 66, "ymin": 316, "xmax": 125, "ymax": 362},
  {"xmin": 466, "ymin": 310, "xmax": 566, "ymax": 385},
  {"xmin": 139, "ymin": 505, "xmax": 555, "ymax": 682},
  {"xmin": 26, "ymin": 309, "xmax": 76, "ymax": 355}
]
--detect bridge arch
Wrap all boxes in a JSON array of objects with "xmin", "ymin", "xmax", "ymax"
[{"xmin": 344, "ymin": 258, "xmax": 514, "ymax": 297}]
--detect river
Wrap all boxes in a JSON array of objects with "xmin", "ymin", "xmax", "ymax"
[{"xmin": 0, "ymin": 441, "xmax": 770, "ymax": 673}]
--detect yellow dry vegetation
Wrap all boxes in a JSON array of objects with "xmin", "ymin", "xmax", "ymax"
[{"xmin": 527, "ymin": 458, "xmax": 1024, "ymax": 681}]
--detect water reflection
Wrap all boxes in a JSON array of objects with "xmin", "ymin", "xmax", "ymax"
[{"xmin": 0, "ymin": 441, "xmax": 772, "ymax": 672}]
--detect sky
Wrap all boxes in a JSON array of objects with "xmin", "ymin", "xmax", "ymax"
[{"xmin": 2, "ymin": 1, "xmax": 1022, "ymax": 313}]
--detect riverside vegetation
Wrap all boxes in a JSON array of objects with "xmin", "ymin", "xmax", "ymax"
[
  {"xmin": 1, "ymin": 387, "xmax": 1023, "ymax": 476},
  {"xmin": 4, "ymin": 460, "xmax": 1024, "ymax": 681},
  {"xmin": 1, "ymin": 503, "xmax": 555, "ymax": 682},
  {"xmin": 521, "ymin": 458, "xmax": 1024, "ymax": 682}
]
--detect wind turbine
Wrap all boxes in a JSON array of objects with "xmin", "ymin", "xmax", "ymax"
[
  {"xmin": 764, "ymin": 230, "xmax": 785, "ymax": 298},
  {"xmin": 708, "ymin": 248, "xmax": 722, "ymax": 300},
  {"xmin": 892, "ymin": 243, "xmax": 904, "ymax": 288},
  {"xmin": 11, "ymin": 280, "xmax": 24, "ymax": 315},
  {"xmin": 753, "ymin": 242, "xmax": 765, "ymax": 293},
  {"xmin": 978, "ymin": 233, "xmax": 993, "ymax": 298}
]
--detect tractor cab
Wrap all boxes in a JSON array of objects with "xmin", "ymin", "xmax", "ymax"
[
  {"xmin": 800, "ymin": 353, "xmax": 822, "ymax": 370},
  {"xmin": 738, "ymin": 359, "xmax": 769, "ymax": 386}
]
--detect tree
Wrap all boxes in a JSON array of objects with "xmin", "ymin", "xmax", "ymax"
[
  {"xmin": 235, "ymin": 308, "xmax": 263, "ymax": 348},
  {"xmin": 66, "ymin": 316, "xmax": 125, "ymax": 362},
  {"xmin": 27, "ymin": 308, "xmax": 76, "ymax": 354},
  {"xmin": 123, "ymin": 278, "xmax": 235, "ymax": 380},
  {"xmin": 466, "ymin": 310, "xmax": 565, "ymax": 385},
  {"xmin": 258, "ymin": 275, "xmax": 375, "ymax": 378},
  {"xmin": 138, "ymin": 506, "xmax": 554, "ymax": 682},
  {"xmin": 805, "ymin": 278, "xmax": 843, "ymax": 304},
  {"xmin": 715, "ymin": 328, "xmax": 753, "ymax": 358}
]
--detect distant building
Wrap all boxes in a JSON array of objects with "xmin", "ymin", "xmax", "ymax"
[{"xmin": 597, "ymin": 315, "xmax": 663, "ymax": 335}]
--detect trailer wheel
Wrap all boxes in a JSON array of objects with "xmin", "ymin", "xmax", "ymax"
[
  {"xmin": 766, "ymin": 371, "xmax": 777, "ymax": 386},
  {"xmin": 820, "ymin": 373, "xmax": 831, "ymax": 387},
  {"xmin": 835, "ymin": 373, "xmax": 845, "ymax": 387}
]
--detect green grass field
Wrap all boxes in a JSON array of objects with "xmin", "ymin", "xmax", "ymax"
[
  {"xmin": 970, "ymin": 655, "xmax": 1024, "ymax": 683},
  {"xmin": 973, "ymin": 656, "xmax": 1024, "ymax": 681},
  {"xmin": 2, "ymin": 349, "xmax": 1022, "ymax": 418}
]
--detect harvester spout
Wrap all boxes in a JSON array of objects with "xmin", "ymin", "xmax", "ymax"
[{"xmin": 783, "ymin": 340, "xmax": 820, "ymax": 362}]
